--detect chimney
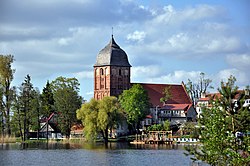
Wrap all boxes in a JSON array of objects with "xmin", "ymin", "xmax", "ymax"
[
  {"xmin": 245, "ymin": 89, "xmax": 249, "ymax": 96},
  {"xmin": 201, "ymin": 92, "xmax": 206, "ymax": 98}
]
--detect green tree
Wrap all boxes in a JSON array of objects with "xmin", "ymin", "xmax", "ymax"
[
  {"xmin": 77, "ymin": 98, "xmax": 99, "ymax": 141},
  {"xmin": 77, "ymin": 96, "xmax": 124, "ymax": 144},
  {"xmin": 41, "ymin": 81, "xmax": 55, "ymax": 140},
  {"xmin": 11, "ymin": 75, "xmax": 40, "ymax": 141},
  {"xmin": 147, "ymin": 120, "xmax": 170, "ymax": 131},
  {"xmin": 119, "ymin": 84, "xmax": 150, "ymax": 132},
  {"xmin": 163, "ymin": 120, "xmax": 170, "ymax": 131},
  {"xmin": 0, "ymin": 87, "xmax": 4, "ymax": 137},
  {"xmin": 41, "ymin": 81, "xmax": 55, "ymax": 116},
  {"xmin": 0, "ymin": 55, "xmax": 15, "ymax": 136},
  {"xmin": 160, "ymin": 86, "xmax": 172, "ymax": 104},
  {"xmin": 20, "ymin": 75, "xmax": 33, "ymax": 141},
  {"xmin": 30, "ymin": 88, "xmax": 41, "ymax": 140},
  {"xmin": 186, "ymin": 75, "xmax": 250, "ymax": 165},
  {"xmin": 181, "ymin": 122, "xmax": 200, "ymax": 138},
  {"xmin": 97, "ymin": 96, "xmax": 123, "ymax": 144},
  {"xmin": 10, "ymin": 87, "xmax": 23, "ymax": 139},
  {"xmin": 51, "ymin": 77, "xmax": 82, "ymax": 138}
]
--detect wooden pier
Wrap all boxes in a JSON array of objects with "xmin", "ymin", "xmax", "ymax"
[{"xmin": 130, "ymin": 131, "xmax": 173, "ymax": 145}]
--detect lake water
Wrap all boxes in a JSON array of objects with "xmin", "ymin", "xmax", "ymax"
[{"xmin": 0, "ymin": 142, "xmax": 205, "ymax": 166}]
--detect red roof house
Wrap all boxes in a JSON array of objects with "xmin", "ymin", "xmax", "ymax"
[{"xmin": 133, "ymin": 83, "xmax": 196, "ymax": 126}]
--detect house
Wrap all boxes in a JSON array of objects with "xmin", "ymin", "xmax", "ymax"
[
  {"xmin": 39, "ymin": 112, "xmax": 62, "ymax": 139},
  {"xmin": 196, "ymin": 89, "xmax": 249, "ymax": 117},
  {"xmin": 139, "ymin": 83, "xmax": 196, "ymax": 127},
  {"xmin": 141, "ymin": 115, "xmax": 153, "ymax": 129},
  {"xmin": 196, "ymin": 93, "xmax": 210, "ymax": 118},
  {"xmin": 70, "ymin": 124, "xmax": 84, "ymax": 138},
  {"xmin": 110, "ymin": 120, "xmax": 129, "ymax": 138}
]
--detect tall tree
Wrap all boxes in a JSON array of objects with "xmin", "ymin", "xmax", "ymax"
[
  {"xmin": 19, "ymin": 75, "xmax": 34, "ymax": 141},
  {"xmin": 0, "ymin": 55, "xmax": 15, "ymax": 136},
  {"xmin": 185, "ymin": 75, "xmax": 250, "ymax": 165},
  {"xmin": 77, "ymin": 96, "xmax": 124, "ymax": 144},
  {"xmin": 97, "ymin": 96, "xmax": 123, "ymax": 144},
  {"xmin": 77, "ymin": 98, "xmax": 99, "ymax": 141},
  {"xmin": 119, "ymin": 84, "xmax": 150, "ymax": 132},
  {"xmin": 0, "ymin": 87, "xmax": 3, "ymax": 137},
  {"xmin": 11, "ymin": 87, "xmax": 24, "ymax": 140},
  {"xmin": 186, "ymin": 72, "xmax": 213, "ymax": 105},
  {"xmin": 41, "ymin": 81, "xmax": 55, "ymax": 116},
  {"xmin": 51, "ymin": 77, "xmax": 82, "ymax": 138},
  {"xmin": 30, "ymin": 88, "xmax": 41, "ymax": 140},
  {"xmin": 41, "ymin": 81, "xmax": 55, "ymax": 140}
]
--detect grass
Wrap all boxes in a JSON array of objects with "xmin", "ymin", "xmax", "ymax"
[{"xmin": 0, "ymin": 136, "xmax": 17, "ymax": 143}]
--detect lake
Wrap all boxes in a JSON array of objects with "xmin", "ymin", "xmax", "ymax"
[{"xmin": 0, "ymin": 142, "xmax": 205, "ymax": 166}]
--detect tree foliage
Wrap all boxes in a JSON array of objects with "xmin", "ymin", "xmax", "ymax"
[
  {"xmin": 11, "ymin": 75, "xmax": 41, "ymax": 141},
  {"xmin": 51, "ymin": 76, "xmax": 82, "ymax": 138},
  {"xmin": 181, "ymin": 122, "xmax": 200, "ymax": 138},
  {"xmin": 119, "ymin": 84, "xmax": 150, "ymax": 131},
  {"xmin": 147, "ymin": 120, "xmax": 170, "ymax": 131},
  {"xmin": 160, "ymin": 86, "xmax": 172, "ymax": 104},
  {"xmin": 0, "ymin": 55, "xmax": 15, "ymax": 136},
  {"xmin": 19, "ymin": 75, "xmax": 34, "ymax": 141},
  {"xmin": 185, "ymin": 75, "xmax": 250, "ymax": 165},
  {"xmin": 77, "ymin": 98, "xmax": 99, "ymax": 141},
  {"xmin": 77, "ymin": 96, "xmax": 123, "ymax": 144},
  {"xmin": 41, "ymin": 81, "xmax": 55, "ymax": 117}
]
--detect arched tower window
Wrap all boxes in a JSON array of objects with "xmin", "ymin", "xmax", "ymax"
[
  {"xmin": 119, "ymin": 69, "xmax": 122, "ymax": 76},
  {"xmin": 100, "ymin": 68, "xmax": 104, "ymax": 75}
]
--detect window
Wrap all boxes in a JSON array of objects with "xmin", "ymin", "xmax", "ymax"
[
  {"xmin": 118, "ymin": 85, "xmax": 123, "ymax": 89},
  {"xmin": 100, "ymin": 68, "xmax": 104, "ymax": 75},
  {"xmin": 119, "ymin": 69, "xmax": 122, "ymax": 75}
]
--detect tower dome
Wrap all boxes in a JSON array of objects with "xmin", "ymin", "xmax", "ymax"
[{"xmin": 94, "ymin": 36, "xmax": 131, "ymax": 67}]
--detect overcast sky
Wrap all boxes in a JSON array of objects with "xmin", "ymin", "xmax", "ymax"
[{"xmin": 0, "ymin": 0, "xmax": 249, "ymax": 101}]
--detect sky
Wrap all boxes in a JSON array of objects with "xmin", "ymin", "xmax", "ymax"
[{"xmin": 0, "ymin": 0, "xmax": 249, "ymax": 101}]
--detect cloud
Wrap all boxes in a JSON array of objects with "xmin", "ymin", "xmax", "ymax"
[
  {"xmin": 127, "ymin": 31, "xmax": 146, "ymax": 43},
  {"xmin": 133, "ymin": 68, "xmax": 249, "ymax": 92},
  {"xmin": 73, "ymin": 71, "xmax": 93, "ymax": 79},
  {"xmin": 211, "ymin": 68, "xmax": 249, "ymax": 91},
  {"xmin": 119, "ymin": 4, "xmax": 247, "ymax": 62},
  {"xmin": 131, "ymin": 65, "xmax": 161, "ymax": 82},
  {"xmin": 226, "ymin": 53, "xmax": 250, "ymax": 70},
  {"xmin": 144, "ymin": 70, "xmax": 202, "ymax": 84}
]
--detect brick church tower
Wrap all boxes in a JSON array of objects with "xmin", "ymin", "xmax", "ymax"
[{"xmin": 94, "ymin": 36, "xmax": 131, "ymax": 100}]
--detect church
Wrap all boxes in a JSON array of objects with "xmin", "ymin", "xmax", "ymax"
[{"xmin": 93, "ymin": 35, "xmax": 196, "ymax": 129}]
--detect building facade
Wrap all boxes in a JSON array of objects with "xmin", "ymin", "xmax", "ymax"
[{"xmin": 94, "ymin": 36, "xmax": 131, "ymax": 100}]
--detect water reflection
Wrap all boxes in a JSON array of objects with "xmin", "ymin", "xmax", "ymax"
[
  {"xmin": 0, "ymin": 142, "xmax": 204, "ymax": 166},
  {"xmin": 0, "ymin": 142, "xmax": 191, "ymax": 150}
]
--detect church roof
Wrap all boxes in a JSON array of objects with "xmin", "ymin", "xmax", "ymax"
[
  {"xmin": 94, "ymin": 36, "xmax": 131, "ymax": 67},
  {"xmin": 133, "ymin": 83, "xmax": 193, "ymax": 107}
]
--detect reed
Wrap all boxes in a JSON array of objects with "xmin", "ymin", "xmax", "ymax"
[{"xmin": 0, "ymin": 136, "xmax": 17, "ymax": 143}]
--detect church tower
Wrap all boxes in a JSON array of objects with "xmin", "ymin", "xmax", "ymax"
[{"xmin": 94, "ymin": 36, "xmax": 131, "ymax": 100}]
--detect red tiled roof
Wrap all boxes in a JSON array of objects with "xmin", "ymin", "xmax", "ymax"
[
  {"xmin": 199, "ymin": 97, "xmax": 210, "ymax": 101},
  {"xmin": 146, "ymin": 115, "xmax": 153, "ymax": 119},
  {"xmin": 205, "ymin": 90, "xmax": 244, "ymax": 101},
  {"xmin": 162, "ymin": 104, "xmax": 189, "ymax": 111},
  {"xmin": 40, "ymin": 112, "xmax": 55, "ymax": 123},
  {"xmin": 132, "ymin": 83, "xmax": 192, "ymax": 107}
]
